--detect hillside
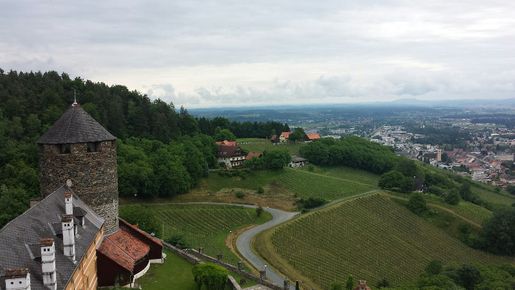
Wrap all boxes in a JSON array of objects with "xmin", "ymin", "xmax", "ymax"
[{"xmin": 255, "ymin": 194, "xmax": 512, "ymax": 289}]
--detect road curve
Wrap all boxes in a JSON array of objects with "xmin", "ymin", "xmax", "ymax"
[
  {"xmin": 156, "ymin": 201, "xmax": 299, "ymax": 287},
  {"xmin": 236, "ymin": 207, "xmax": 299, "ymax": 289}
]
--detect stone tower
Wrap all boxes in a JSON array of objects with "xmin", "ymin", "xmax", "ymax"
[{"xmin": 37, "ymin": 102, "xmax": 119, "ymax": 234}]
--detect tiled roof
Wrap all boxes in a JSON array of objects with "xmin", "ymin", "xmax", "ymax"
[
  {"xmin": 218, "ymin": 145, "xmax": 244, "ymax": 158},
  {"xmin": 216, "ymin": 140, "xmax": 237, "ymax": 147},
  {"xmin": 246, "ymin": 151, "xmax": 262, "ymax": 160},
  {"xmin": 0, "ymin": 186, "xmax": 104, "ymax": 290},
  {"xmin": 280, "ymin": 131, "xmax": 291, "ymax": 138},
  {"xmin": 37, "ymin": 105, "xmax": 116, "ymax": 144},
  {"xmin": 306, "ymin": 133, "xmax": 321, "ymax": 140},
  {"xmin": 98, "ymin": 228, "xmax": 150, "ymax": 272}
]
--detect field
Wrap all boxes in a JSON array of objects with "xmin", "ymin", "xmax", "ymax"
[
  {"xmin": 237, "ymin": 138, "xmax": 303, "ymax": 155},
  {"xmin": 471, "ymin": 184, "xmax": 515, "ymax": 207},
  {"xmin": 255, "ymin": 194, "xmax": 512, "ymax": 289},
  {"xmin": 203, "ymin": 167, "xmax": 378, "ymax": 201},
  {"xmin": 121, "ymin": 203, "xmax": 271, "ymax": 265}
]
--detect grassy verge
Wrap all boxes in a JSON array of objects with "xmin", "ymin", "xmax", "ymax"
[{"xmin": 237, "ymin": 138, "xmax": 303, "ymax": 155}]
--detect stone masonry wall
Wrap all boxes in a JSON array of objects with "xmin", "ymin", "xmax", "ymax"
[{"xmin": 39, "ymin": 140, "xmax": 119, "ymax": 234}]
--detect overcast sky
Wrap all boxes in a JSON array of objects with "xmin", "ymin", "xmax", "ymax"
[{"xmin": 1, "ymin": 0, "xmax": 515, "ymax": 108}]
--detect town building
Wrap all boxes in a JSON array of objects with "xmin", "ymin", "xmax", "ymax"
[
  {"xmin": 289, "ymin": 156, "xmax": 308, "ymax": 168},
  {"xmin": 279, "ymin": 131, "xmax": 291, "ymax": 143},
  {"xmin": 0, "ymin": 101, "xmax": 163, "ymax": 290}
]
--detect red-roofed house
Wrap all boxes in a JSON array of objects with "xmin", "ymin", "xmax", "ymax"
[
  {"xmin": 279, "ymin": 131, "xmax": 291, "ymax": 143},
  {"xmin": 216, "ymin": 140, "xmax": 237, "ymax": 147},
  {"xmin": 306, "ymin": 133, "xmax": 321, "ymax": 141}
]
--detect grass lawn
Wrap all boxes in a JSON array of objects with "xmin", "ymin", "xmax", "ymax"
[
  {"xmin": 255, "ymin": 194, "xmax": 512, "ymax": 289},
  {"xmin": 137, "ymin": 249, "xmax": 196, "ymax": 290},
  {"xmin": 121, "ymin": 203, "xmax": 272, "ymax": 265},
  {"xmin": 237, "ymin": 138, "xmax": 304, "ymax": 155},
  {"xmin": 471, "ymin": 184, "xmax": 515, "ymax": 207},
  {"xmin": 137, "ymin": 249, "xmax": 255, "ymax": 290},
  {"xmin": 203, "ymin": 167, "xmax": 378, "ymax": 201}
]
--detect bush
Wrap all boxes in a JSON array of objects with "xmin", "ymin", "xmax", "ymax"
[
  {"xmin": 256, "ymin": 206, "xmax": 264, "ymax": 217},
  {"xmin": 166, "ymin": 234, "xmax": 189, "ymax": 248},
  {"xmin": 425, "ymin": 260, "xmax": 443, "ymax": 275},
  {"xmin": 257, "ymin": 187, "xmax": 264, "ymax": 194},
  {"xmin": 235, "ymin": 191, "xmax": 245, "ymax": 199},
  {"xmin": 479, "ymin": 208, "xmax": 515, "ymax": 256},
  {"xmin": 298, "ymin": 197, "xmax": 327, "ymax": 210},
  {"xmin": 192, "ymin": 262, "xmax": 228, "ymax": 290},
  {"xmin": 444, "ymin": 191, "xmax": 460, "ymax": 205},
  {"xmin": 376, "ymin": 278, "xmax": 390, "ymax": 288},
  {"xmin": 378, "ymin": 170, "xmax": 414, "ymax": 193},
  {"xmin": 407, "ymin": 193, "xmax": 428, "ymax": 215}
]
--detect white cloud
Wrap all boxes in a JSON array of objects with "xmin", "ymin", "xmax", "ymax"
[{"xmin": 1, "ymin": 0, "xmax": 515, "ymax": 107}]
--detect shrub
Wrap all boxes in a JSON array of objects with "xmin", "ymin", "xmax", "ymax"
[
  {"xmin": 166, "ymin": 234, "xmax": 189, "ymax": 248},
  {"xmin": 444, "ymin": 191, "xmax": 460, "ymax": 205},
  {"xmin": 479, "ymin": 208, "xmax": 515, "ymax": 256},
  {"xmin": 257, "ymin": 187, "xmax": 264, "ymax": 194},
  {"xmin": 256, "ymin": 206, "xmax": 264, "ymax": 217},
  {"xmin": 192, "ymin": 262, "xmax": 228, "ymax": 290},
  {"xmin": 425, "ymin": 260, "xmax": 443, "ymax": 275},
  {"xmin": 298, "ymin": 197, "xmax": 327, "ymax": 210},
  {"xmin": 407, "ymin": 193, "xmax": 428, "ymax": 215},
  {"xmin": 376, "ymin": 278, "xmax": 390, "ymax": 288},
  {"xmin": 235, "ymin": 191, "xmax": 245, "ymax": 199}
]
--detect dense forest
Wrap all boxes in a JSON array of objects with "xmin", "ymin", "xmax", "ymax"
[{"xmin": 0, "ymin": 69, "xmax": 287, "ymax": 227}]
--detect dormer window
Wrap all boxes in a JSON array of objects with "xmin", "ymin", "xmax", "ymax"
[
  {"xmin": 87, "ymin": 142, "xmax": 100, "ymax": 153},
  {"xmin": 59, "ymin": 144, "xmax": 71, "ymax": 154}
]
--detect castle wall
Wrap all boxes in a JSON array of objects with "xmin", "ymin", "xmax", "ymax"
[{"xmin": 39, "ymin": 140, "xmax": 118, "ymax": 233}]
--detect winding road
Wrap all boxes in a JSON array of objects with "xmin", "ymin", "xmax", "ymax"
[
  {"xmin": 236, "ymin": 207, "xmax": 299, "ymax": 288},
  {"xmin": 162, "ymin": 201, "xmax": 299, "ymax": 287}
]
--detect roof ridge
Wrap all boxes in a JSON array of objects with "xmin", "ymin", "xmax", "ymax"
[{"xmin": 0, "ymin": 185, "xmax": 66, "ymax": 235}]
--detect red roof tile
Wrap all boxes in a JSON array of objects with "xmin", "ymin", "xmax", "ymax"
[
  {"xmin": 98, "ymin": 228, "xmax": 150, "ymax": 272},
  {"xmin": 306, "ymin": 133, "xmax": 321, "ymax": 140},
  {"xmin": 246, "ymin": 151, "xmax": 262, "ymax": 160},
  {"xmin": 280, "ymin": 132, "xmax": 291, "ymax": 139}
]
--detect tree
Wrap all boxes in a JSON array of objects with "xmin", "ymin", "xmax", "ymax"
[
  {"xmin": 192, "ymin": 263, "xmax": 228, "ymax": 290},
  {"xmin": 456, "ymin": 264, "xmax": 482, "ymax": 290},
  {"xmin": 480, "ymin": 208, "xmax": 515, "ymax": 256},
  {"xmin": 378, "ymin": 170, "xmax": 414, "ymax": 193},
  {"xmin": 425, "ymin": 260, "xmax": 443, "ymax": 275},
  {"xmin": 119, "ymin": 205, "xmax": 161, "ymax": 237},
  {"xmin": 256, "ymin": 206, "xmax": 264, "ymax": 217},
  {"xmin": 214, "ymin": 128, "xmax": 236, "ymax": 141},
  {"xmin": 262, "ymin": 149, "xmax": 291, "ymax": 169},
  {"xmin": 407, "ymin": 193, "xmax": 428, "ymax": 215},
  {"xmin": 289, "ymin": 127, "xmax": 306, "ymax": 143},
  {"xmin": 444, "ymin": 191, "xmax": 460, "ymax": 205},
  {"xmin": 345, "ymin": 275, "xmax": 354, "ymax": 290}
]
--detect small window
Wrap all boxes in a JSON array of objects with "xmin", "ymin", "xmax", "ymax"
[
  {"xmin": 87, "ymin": 142, "xmax": 100, "ymax": 153},
  {"xmin": 60, "ymin": 144, "xmax": 71, "ymax": 154}
]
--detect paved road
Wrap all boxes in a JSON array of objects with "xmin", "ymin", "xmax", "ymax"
[
  {"xmin": 236, "ymin": 206, "xmax": 299, "ymax": 289},
  {"xmin": 158, "ymin": 201, "xmax": 299, "ymax": 287}
]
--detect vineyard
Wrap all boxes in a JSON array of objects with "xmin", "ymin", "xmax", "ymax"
[
  {"xmin": 204, "ymin": 167, "xmax": 378, "ymax": 201},
  {"xmin": 255, "ymin": 194, "xmax": 511, "ymax": 289},
  {"xmin": 138, "ymin": 203, "xmax": 271, "ymax": 264}
]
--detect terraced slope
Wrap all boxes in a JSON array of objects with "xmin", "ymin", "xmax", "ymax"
[{"xmin": 256, "ymin": 194, "xmax": 512, "ymax": 289}]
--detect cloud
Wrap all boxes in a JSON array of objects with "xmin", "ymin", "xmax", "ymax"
[{"xmin": 1, "ymin": 0, "xmax": 515, "ymax": 107}]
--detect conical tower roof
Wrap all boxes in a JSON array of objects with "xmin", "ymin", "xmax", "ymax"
[{"xmin": 37, "ymin": 104, "xmax": 116, "ymax": 144}]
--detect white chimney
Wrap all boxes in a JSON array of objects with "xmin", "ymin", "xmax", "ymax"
[
  {"xmin": 61, "ymin": 215, "xmax": 75, "ymax": 261},
  {"xmin": 40, "ymin": 238, "xmax": 57, "ymax": 290},
  {"xmin": 4, "ymin": 268, "xmax": 31, "ymax": 290},
  {"xmin": 64, "ymin": 191, "xmax": 73, "ymax": 215}
]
